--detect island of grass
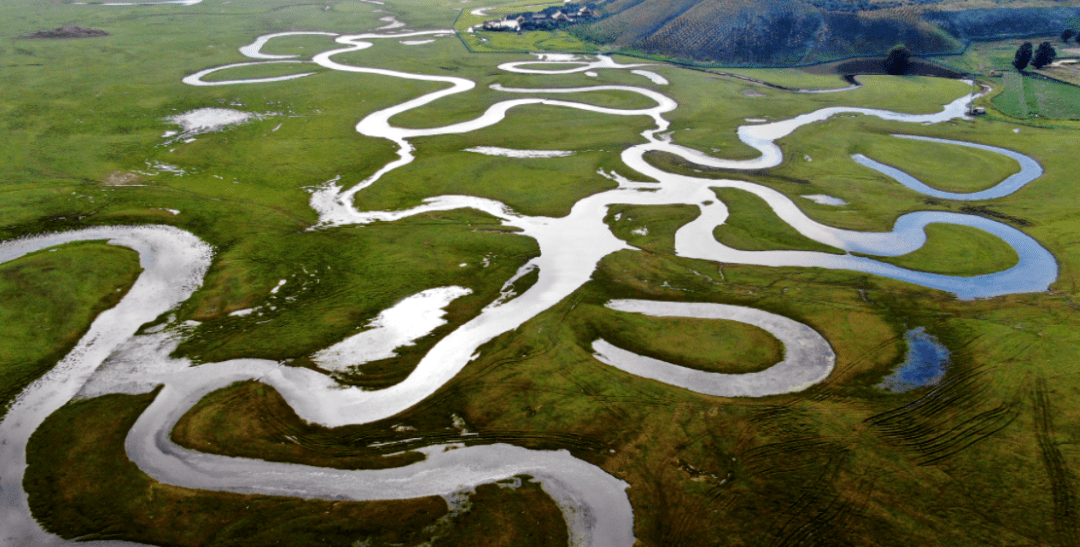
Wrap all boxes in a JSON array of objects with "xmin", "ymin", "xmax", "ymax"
[
  {"xmin": 854, "ymin": 133, "xmax": 1024, "ymax": 195},
  {"xmin": 0, "ymin": 241, "xmax": 141, "ymax": 419},
  {"xmin": 857, "ymin": 223, "xmax": 1020, "ymax": 277},
  {"xmin": 711, "ymin": 188, "xmax": 846, "ymax": 255},
  {"xmin": 605, "ymin": 203, "xmax": 701, "ymax": 254},
  {"xmin": 584, "ymin": 303, "xmax": 786, "ymax": 375}
]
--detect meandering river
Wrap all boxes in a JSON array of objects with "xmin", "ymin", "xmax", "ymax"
[{"xmin": 0, "ymin": 23, "xmax": 1055, "ymax": 547}]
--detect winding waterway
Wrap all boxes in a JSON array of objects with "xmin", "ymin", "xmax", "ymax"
[
  {"xmin": 0, "ymin": 22, "xmax": 1057, "ymax": 547},
  {"xmin": 593, "ymin": 300, "xmax": 836, "ymax": 397},
  {"xmin": 0, "ymin": 227, "xmax": 212, "ymax": 547},
  {"xmin": 852, "ymin": 134, "xmax": 1043, "ymax": 200}
]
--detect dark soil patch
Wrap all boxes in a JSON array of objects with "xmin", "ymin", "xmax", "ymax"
[
  {"xmin": 802, "ymin": 57, "xmax": 966, "ymax": 79},
  {"xmin": 21, "ymin": 25, "xmax": 109, "ymax": 40}
]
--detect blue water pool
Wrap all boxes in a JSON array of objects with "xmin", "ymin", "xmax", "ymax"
[{"xmin": 879, "ymin": 327, "xmax": 950, "ymax": 392}]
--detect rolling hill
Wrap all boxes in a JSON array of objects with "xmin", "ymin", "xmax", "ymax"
[{"xmin": 570, "ymin": 0, "xmax": 1080, "ymax": 66}]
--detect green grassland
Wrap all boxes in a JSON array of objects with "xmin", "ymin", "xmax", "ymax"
[
  {"xmin": 642, "ymin": 110, "xmax": 1078, "ymax": 288},
  {"xmin": 604, "ymin": 203, "xmax": 701, "ymax": 254},
  {"xmin": 4, "ymin": 0, "xmax": 1080, "ymax": 545},
  {"xmin": 658, "ymin": 73, "xmax": 974, "ymax": 161},
  {"xmin": 0, "ymin": 241, "xmax": 141, "ymax": 418},
  {"xmin": 162, "ymin": 252, "xmax": 1080, "ymax": 546}
]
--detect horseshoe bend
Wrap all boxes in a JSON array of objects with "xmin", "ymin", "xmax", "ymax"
[{"xmin": 1, "ymin": 1, "xmax": 1078, "ymax": 546}]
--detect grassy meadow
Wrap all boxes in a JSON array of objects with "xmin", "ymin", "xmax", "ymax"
[{"xmin": 3, "ymin": 0, "xmax": 1080, "ymax": 545}]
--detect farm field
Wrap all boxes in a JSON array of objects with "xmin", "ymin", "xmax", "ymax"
[
  {"xmin": 936, "ymin": 36, "xmax": 1080, "ymax": 122},
  {"xmin": 993, "ymin": 71, "xmax": 1080, "ymax": 120},
  {"xmin": 2, "ymin": 1, "xmax": 1080, "ymax": 546}
]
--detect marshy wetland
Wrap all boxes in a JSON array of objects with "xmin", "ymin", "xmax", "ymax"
[{"xmin": 2, "ymin": 0, "xmax": 1080, "ymax": 546}]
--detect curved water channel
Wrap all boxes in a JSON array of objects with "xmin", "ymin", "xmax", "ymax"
[
  {"xmin": 593, "ymin": 300, "xmax": 836, "ymax": 397},
  {"xmin": 852, "ymin": 134, "xmax": 1044, "ymax": 200},
  {"xmin": 0, "ymin": 25, "xmax": 1056, "ymax": 547}
]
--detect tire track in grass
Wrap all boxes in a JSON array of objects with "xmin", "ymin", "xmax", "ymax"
[
  {"xmin": 731, "ymin": 403, "xmax": 861, "ymax": 546},
  {"xmin": 865, "ymin": 368, "xmax": 1021, "ymax": 466},
  {"xmin": 1034, "ymin": 376, "xmax": 1080, "ymax": 547},
  {"xmin": 764, "ymin": 456, "xmax": 857, "ymax": 547}
]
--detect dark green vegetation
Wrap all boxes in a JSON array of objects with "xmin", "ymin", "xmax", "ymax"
[
  {"xmin": 5, "ymin": 0, "xmax": 1080, "ymax": 545},
  {"xmin": 28, "ymin": 390, "xmax": 568, "ymax": 546},
  {"xmin": 21, "ymin": 24, "xmax": 110, "ymax": 40},
  {"xmin": 1033, "ymin": 41, "xmax": 1058, "ymax": 70},
  {"xmin": 0, "ymin": 241, "xmax": 141, "ymax": 418},
  {"xmin": 1014, "ymin": 41, "xmax": 1034, "ymax": 71},
  {"xmin": 884, "ymin": 45, "xmax": 912, "ymax": 75}
]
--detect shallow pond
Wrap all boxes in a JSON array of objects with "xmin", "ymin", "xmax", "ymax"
[{"xmin": 879, "ymin": 327, "xmax": 950, "ymax": 392}]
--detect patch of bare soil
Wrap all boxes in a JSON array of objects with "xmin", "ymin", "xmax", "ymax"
[
  {"xmin": 22, "ymin": 25, "xmax": 109, "ymax": 40},
  {"xmin": 1036, "ymin": 63, "xmax": 1080, "ymax": 87},
  {"xmin": 103, "ymin": 171, "xmax": 143, "ymax": 186}
]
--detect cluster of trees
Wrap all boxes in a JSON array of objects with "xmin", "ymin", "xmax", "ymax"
[
  {"xmin": 1062, "ymin": 29, "xmax": 1079, "ymax": 42},
  {"xmin": 1013, "ymin": 41, "xmax": 1057, "ymax": 70},
  {"xmin": 884, "ymin": 44, "xmax": 911, "ymax": 74}
]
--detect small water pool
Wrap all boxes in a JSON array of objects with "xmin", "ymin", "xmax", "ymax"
[{"xmin": 879, "ymin": 327, "xmax": 950, "ymax": 392}]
